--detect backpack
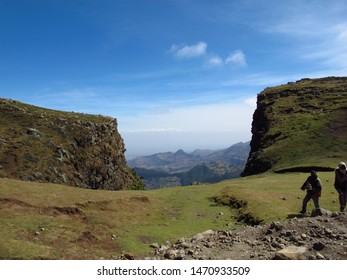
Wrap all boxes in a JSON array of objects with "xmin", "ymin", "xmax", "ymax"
[{"xmin": 307, "ymin": 177, "xmax": 322, "ymax": 191}]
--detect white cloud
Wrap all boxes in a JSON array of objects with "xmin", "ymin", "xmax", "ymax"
[
  {"xmin": 169, "ymin": 42, "xmax": 248, "ymax": 71},
  {"xmin": 225, "ymin": 50, "xmax": 247, "ymax": 67},
  {"xmin": 205, "ymin": 54, "xmax": 224, "ymax": 67},
  {"xmin": 170, "ymin": 41, "xmax": 207, "ymax": 58}
]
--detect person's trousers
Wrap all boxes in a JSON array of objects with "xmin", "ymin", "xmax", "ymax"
[
  {"xmin": 302, "ymin": 192, "xmax": 320, "ymax": 212},
  {"xmin": 336, "ymin": 188, "xmax": 347, "ymax": 211}
]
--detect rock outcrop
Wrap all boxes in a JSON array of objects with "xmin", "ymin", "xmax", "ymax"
[
  {"xmin": 242, "ymin": 77, "xmax": 347, "ymax": 176},
  {"xmin": 0, "ymin": 98, "xmax": 143, "ymax": 190}
]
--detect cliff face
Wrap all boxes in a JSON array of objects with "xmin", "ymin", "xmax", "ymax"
[
  {"xmin": 242, "ymin": 77, "xmax": 347, "ymax": 176},
  {"xmin": 0, "ymin": 98, "xmax": 143, "ymax": 190}
]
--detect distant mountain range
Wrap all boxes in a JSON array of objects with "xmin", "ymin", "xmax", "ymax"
[{"xmin": 128, "ymin": 142, "xmax": 250, "ymax": 189}]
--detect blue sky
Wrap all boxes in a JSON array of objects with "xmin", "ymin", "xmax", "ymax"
[{"xmin": 1, "ymin": 0, "xmax": 347, "ymax": 156}]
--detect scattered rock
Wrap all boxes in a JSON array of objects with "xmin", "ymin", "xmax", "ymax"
[
  {"xmin": 151, "ymin": 213, "xmax": 347, "ymax": 260},
  {"xmin": 122, "ymin": 253, "xmax": 135, "ymax": 260},
  {"xmin": 311, "ymin": 208, "xmax": 332, "ymax": 217},
  {"xmin": 269, "ymin": 221, "xmax": 284, "ymax": 231},
  {"xmin": 27, "ymin": 128, "xmax": 41, "ymax": 138},
  {"xmin": 274, "ymin": 246, "xmax": 307, "ymax": 260},
  {"xmin": 111, "ymin": 234, "xmax": 118, "ymax": 240},
  {"xmin": 150, "ymin": 243, "xmax": 160, "ymax": 249},
  {"xmin": 205, "ymin": 242, "xmax": 215, "ymax": 248},
  {"xmin": 201, "ymin": 229, "xmax": 214, "ymax": 236},
  {"xmin": 313, "ymin": 241, "xmax": 325, "ymax": 251},
  {"xmin": 164, "ymin": 249, "xmax": 184, "ymax": 260},
  {"xmin": 192, "ymin": 233, "xmax": 205, "ymax": 241},
  {"xmin": 316, "ymin": 252, "xmax": 326, "ymax": 260}
]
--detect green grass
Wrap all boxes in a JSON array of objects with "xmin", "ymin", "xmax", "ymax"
[
  {"xmin": 246, "ymin": 77, "xmax": 347, "ymax": 174},
  {"xmin": 0, "ymin": 171, "xmax": 339, "ymax": 259}
]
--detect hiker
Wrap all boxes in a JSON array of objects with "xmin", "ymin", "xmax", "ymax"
[
  {"xmin": 334, "ymin": 162, "xmax": 347, "ymax": 212},
  {"xmin": 300, "ymin": 170, "xmax": 322, "ymax": 215}
]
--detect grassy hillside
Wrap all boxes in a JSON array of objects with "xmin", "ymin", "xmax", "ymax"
[
  {"xmin": 243, "ymin": 77, "xmax": 347, "ymax": 175},
  {"xmin": 0, "ymin": 171, "xmax": 338, "ymax": 259},
  {"xmin": 0, "ymin": 98, "xmax": 143, "ymax": 190}
]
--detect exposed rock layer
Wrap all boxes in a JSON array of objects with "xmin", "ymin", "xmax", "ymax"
[
  {"xmin": 0, "ymin": 98, "xmax": 143, "ymax": 190},
  {"xmin": 242, "ymin": 77, "xmax": 347, "ymax": 176}
]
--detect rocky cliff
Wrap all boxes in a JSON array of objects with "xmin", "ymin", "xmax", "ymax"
[
  {"xmin": 0, "ymin": 98, "xmax": 143, "ymax": 190},
  {"xmin": 242, "ymin": 77, "xmax": 347, "ymax": 176}
]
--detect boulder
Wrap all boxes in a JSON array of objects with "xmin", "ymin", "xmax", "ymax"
[
  {"xmin": 150, "ymin": 243, "xmax": 159, "ymax": 249},
  {"xmin": 27, "ymin": 128, "xmax": 41, "ymax": 138},
  {"xmin": 192, "ymin": 233, "xmax": 205, "ymax": 241},
  {"xmin": 310, "ymin": 208, "xmax": 329, "ymax": 217},
  {"xmin": 201, "ymin": 229, "xmax": 214, "ymax": 236},
  {"xmin": 269, "ymin": 221, "xmax": 284, "ymax": 231},
  {"xmin": 313, "ymin": 241, "xmax": 325, "ymax": 251},
  {"xmin": 274, "ymin": 246, "xmax": 307, "ymax": 260}
]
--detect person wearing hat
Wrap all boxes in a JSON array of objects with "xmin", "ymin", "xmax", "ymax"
[
  {"xmin": 300, "ymin": 170, "xmax": 322, "ymax": 215},
  {"xmin": 334, "ymin": 162, "xmax": 347, "ymax": 212}
]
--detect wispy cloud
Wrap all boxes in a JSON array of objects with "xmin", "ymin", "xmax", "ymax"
[
  {"xmin": 204, "ymin": 54, "xmax": 224, "ymax": 67},
  {"xmin": 170, "ymin": 41, "xmax": 207, "ymax": 58},
  {"xmin": 255, "ymin": 2, "xmax": 347, "ymax": 71},
  {"xmin": 170, "ymin": 41, "xmax": 248, "ymax": 70},
  {"xmin": 199, "ymin": 1, "xmax": 347, "ymax": 74},
  {"xmin": 225, "ymin": 50, "xmax": 247, "ymax": 67}
]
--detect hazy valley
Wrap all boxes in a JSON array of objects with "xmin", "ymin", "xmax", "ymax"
[{"xmin": 128, "ymin": 142, "xmax": 250, "ymax": 189}]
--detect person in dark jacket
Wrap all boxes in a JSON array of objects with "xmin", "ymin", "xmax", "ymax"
[
  {"xmin": 300, "ymin": 170, "xmax": 322, "ymax": 215},
  {"xmin": 334, "ymin": 162, "xmax": 347, "ymax": 212}
]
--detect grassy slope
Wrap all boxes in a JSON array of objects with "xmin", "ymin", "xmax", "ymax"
[
  {"xmin": 251, "ymin": 77, "xmax": 347, "ymax": 172},
  {"xmin": 0, "ymin": 98, "xmax": 111, "ymax": 179},
  {"xmin": 0, "ymin": 171, "xmax": 338, "ymax": 259},
  {"xmin": 0, "ymin": 98, "xmax": 142, "ymax": 190}
]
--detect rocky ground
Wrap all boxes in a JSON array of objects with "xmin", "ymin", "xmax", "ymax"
[{"xmin": 147, "ymin": 211, "xmax": 347, "ymax": 260}]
